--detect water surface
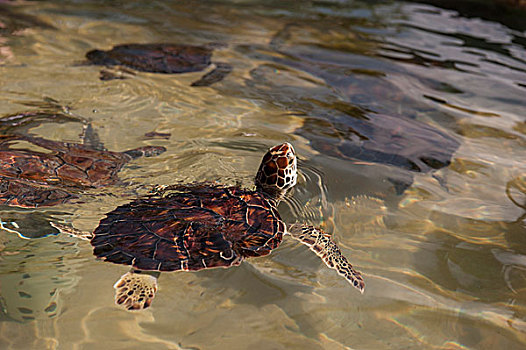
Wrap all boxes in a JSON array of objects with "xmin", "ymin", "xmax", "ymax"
[{"xmin": 0, "ymin": 0, "xmax": 525, "ymax": 349}]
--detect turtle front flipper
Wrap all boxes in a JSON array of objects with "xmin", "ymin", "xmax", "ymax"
[
  {"xmin": 287, "ymin": 224, "xmax": 365, "ymax": 293},
  {"xmin": 98, "ymin": 67, "xmax": 137, "ymax": 81},
  {"xmin": 123, "ymin": 145, "xmax": 166, "ymax": 159},
  {"xmin": 114, "ymin": 271, "xmax": 158, "ymax": 310},
  {"xmin": 190, "ymin": 62, "xmax": 232, "ymax": 87},
  {"xmin": 79, "ymin": 123, "xmax": 105, "ymax": 151}
]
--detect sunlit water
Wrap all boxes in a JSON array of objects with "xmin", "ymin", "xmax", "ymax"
[{"xmin": 0, "ymin": 0, "xmax": 525, "ymax": 349}]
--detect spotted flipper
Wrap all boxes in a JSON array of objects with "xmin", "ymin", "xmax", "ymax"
[
  {"xmin": 114, "ymin": 271, "xmax": 158, "ymax": 310},
  {"xmin": 287, "ymin": 224, "xmax": 365, "ymax": 293},
  {"xmin": 191, "ymin": 62, "xmax": 232, "ymax": 87},
  {"xmin": 50, "ymin": 222, "xmax": 93, "ymax": 241}
]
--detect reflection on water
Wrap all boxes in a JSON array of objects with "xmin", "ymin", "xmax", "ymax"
[{"xmin": 0, "ymin": 0, "xmax": 525, "ymax": 349}]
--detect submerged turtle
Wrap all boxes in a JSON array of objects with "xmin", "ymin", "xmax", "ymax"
[
  {"xmin": 297, "ymin": 112, "xmax": 459, "ymax": 174},
  {"xmin": 52, "ymin": 143, "xmax": 365, "ymax": 310},
  {"xmin": 0, "ymin": 134, "xmax": 165, "ymax": 208},
  {"xmin": 85, "ymin": 43, "xmax": 232, "ymax": 86}
]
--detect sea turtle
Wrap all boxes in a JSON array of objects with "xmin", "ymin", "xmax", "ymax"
[
  {"xmin": 296, "ymin": 112, "xmax": 459, "ymax": 174},
  {"xmin": 0, "ymin": 134, "xmax": 165, "ymax": 208},
  {"xmin": 52, "ymin": 142, "xmax": 365, "ymax": 310},
  {"xmin": 85, "ymin": 43, "xmax": 232, "ymax": 86}
]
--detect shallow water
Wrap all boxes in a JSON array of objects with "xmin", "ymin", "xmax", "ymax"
[{"xmin": 0, "ymin": 0, "xmax": 525, "ymax": 349}]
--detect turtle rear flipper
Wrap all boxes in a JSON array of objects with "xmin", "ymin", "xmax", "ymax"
[
  {"xmin": 191, "ymin": 62, "xmax": 232, "ymax": 87},
  {"xmin": 287, "ymin": 224, "xmax": 365, "ymax": 293},
  {"xmin": 114, "ymin": 271, "xmax": 158, "ymax": 310},
  {"xmin": 50, "ymin": 222, "xmax": 93, "ymax": 240}
]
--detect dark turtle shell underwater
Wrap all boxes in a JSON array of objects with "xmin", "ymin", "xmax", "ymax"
[
  {"xmin": 297, "ymin": 113, "xmax": 459, "ymax": 173},
  {"xmin": 0, "ymin": 134, "xmax": 165, "ymax": 208},
  {"xmin": 85, "ymin": 43, "xmax": 232, "ymax": 86},
  {"xmin": 86, "ymin": 43, "xmax": 212, "ymax": 74},
  {"xmin": 91, "ymin": 184, "xmax": 285, "ymax": 271}
]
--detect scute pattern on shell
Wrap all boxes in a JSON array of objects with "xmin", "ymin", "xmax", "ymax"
[
  {"xmin": 0, "ymin": 134, "xmax": 165, "ymax": 208},
  {"xmin": 91, "ymin": 184, "xmax": 285, "ymax": 271},
  {"xmin": 0, "ymin": 135, "xmax": 129, "ymax": 186},
  {"xmin": 0, "ymin": 177, "xmax": 75, "ymax": 207}
]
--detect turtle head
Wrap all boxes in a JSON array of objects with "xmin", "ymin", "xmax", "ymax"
[{"xmin": 255, "ymin": 142, "xmax": 297, "ymax": 200}]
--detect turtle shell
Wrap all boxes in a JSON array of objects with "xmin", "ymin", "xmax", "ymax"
[
  {"xmin": 91, "ymin": 184, "xmax": 285, "ymax": 271},
  {"xmin": 0, "ymin": 177, "xmax": 76, "ymax": 208},
  {"xmin": 0, "ymin": 135, "xmax": 165, "ymax": 208},
  {"xmin": 86, "ymin": 44, "xmax": 212, "ymax": 74}
]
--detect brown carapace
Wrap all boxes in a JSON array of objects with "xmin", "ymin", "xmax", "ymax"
[
  {"xmin": 53, "ymin": 142, "xmax": 364, "ymax": 310},
  {"xmin": 91, "ymin": 184, "xmax": 286, "ymax": 272},
  {"xmin": 0, "ymin": 134, "xmax": 165, "ymax": 208},
  {"xmin": 85, "ymin": 43, "xmax": 232, "ymax": 86}
]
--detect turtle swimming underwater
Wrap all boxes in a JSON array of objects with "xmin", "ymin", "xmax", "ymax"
[
  {"xmin": 0, "ymin": 134, "xmax": 165, "ymax": 208},
  {"xmin": 86, "ymin": 43, "xmax": 232, "ymax": 86},
  {"xmin": 52, "ymin": 143, "xmax": 365, "ymax": 310}
]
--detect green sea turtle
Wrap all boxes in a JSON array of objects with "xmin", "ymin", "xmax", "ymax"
[
  {"xmin": 52, "ymin": 143, "xmax": 365, "ymax": 310},
  {"xmin": 85, "ymin": 43, "xmax": 232, "ymax": 86},
  {"xmin": 0, "ymin": 134, "xmax": 165, "ymax": 208}
]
